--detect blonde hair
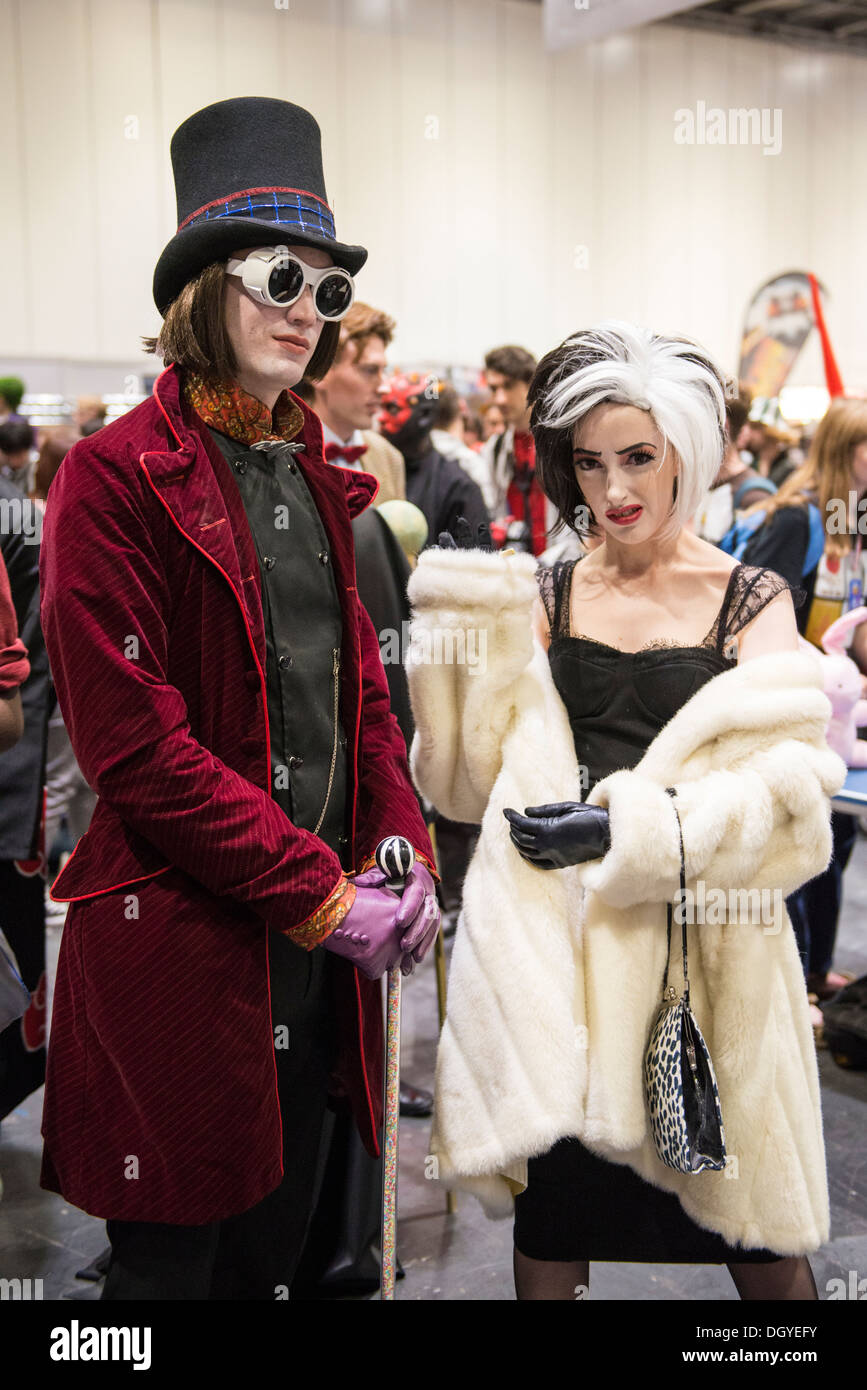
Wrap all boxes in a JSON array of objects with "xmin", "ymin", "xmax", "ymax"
[
  {"xmin": 336, "ymin": 302, "xmax": 396, "ymax": 364},
  {"xmin": 740, "ymin": 398, "xmax": 867, "ymax": 561}
]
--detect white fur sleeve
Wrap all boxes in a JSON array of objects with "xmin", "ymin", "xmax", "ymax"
[
  {"xmin": 405, "ymin": 548, "xmax": 539, "ymax": 823},
  {"xmin": 574, "ymin": 737, "xmax": 847, "ymax": 910}
]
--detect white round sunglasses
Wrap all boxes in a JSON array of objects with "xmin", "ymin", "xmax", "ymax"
[{"xmin": 225, "ymin": 244, "xmax": 355, "ymax": 321}]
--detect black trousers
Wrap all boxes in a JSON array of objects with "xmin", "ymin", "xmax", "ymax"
[
  {"xmin": 102, "ymin": 932, "xmax": 336, "ymax": 1300},
  {"xmin": 434, "ymin": 814, "xmax": 479, "ymax": 919},
  {"xmin": 786, "ymin": 810, "xmax": 857, "ymax": 979},
  {"xmin": 0, "ymin": 856, "xmax": 47, "ymax": 1119}
]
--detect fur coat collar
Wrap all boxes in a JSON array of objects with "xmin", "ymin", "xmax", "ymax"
[{"xmin": 406, "ymin": 547, "xmax": 847, "ymax": 1255}]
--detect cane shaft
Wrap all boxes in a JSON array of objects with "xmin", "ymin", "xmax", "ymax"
[
  {"xmin": 380, "ymin": 962, "xmax": 401, "ymax": 1299},
  {"xmin": 427, "ymin": 821, "xmax": 449, "ymax": 1034},
  {"xmin": 425, "ymin": 815, "xmax": 456, "ymax": 1215}
]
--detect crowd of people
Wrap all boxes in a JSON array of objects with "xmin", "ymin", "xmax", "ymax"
[{"xmin": 0, "ymin": 93, "xmax": 863, "ymax": 1303}]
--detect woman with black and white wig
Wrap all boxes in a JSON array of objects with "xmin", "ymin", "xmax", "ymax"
[{"xmin": 406, "ymin": 322, "xmax": 846, "ymax": 1300}]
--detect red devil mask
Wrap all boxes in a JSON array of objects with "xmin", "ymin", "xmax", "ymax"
[{"xmin": 377, "ymin": 372, "xmax": 441, "ymax": 443}]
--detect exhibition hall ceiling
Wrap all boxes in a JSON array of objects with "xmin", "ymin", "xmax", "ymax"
[
  {"xmin": 536, "ymin": 0, "xmax": 867, "ymax": 55},
  {"xmin": 673, "ymin": 0, "xmax": 867, "ymax": 55}
]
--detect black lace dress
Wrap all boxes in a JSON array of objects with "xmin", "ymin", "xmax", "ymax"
[{"xmin": 512, "ymin": 559, "xmax": 807, "ymax": 1264}]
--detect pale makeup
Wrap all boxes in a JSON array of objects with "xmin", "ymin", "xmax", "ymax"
[{"xmin": 222, "ymin": 242, "xmax": 330, "ymax": 410}]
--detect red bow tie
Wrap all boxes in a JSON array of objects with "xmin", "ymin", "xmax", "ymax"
[{"xmin": 324, "ymin": 442, "xmax": 367, "ymax": 465}]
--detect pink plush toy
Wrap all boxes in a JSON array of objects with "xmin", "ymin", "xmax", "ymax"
[{"xmin": 802, "ymin": 605, "xmax": 867, "ymax": 767}]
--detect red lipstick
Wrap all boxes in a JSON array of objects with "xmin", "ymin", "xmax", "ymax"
[{"xmin": 605, "ymin": 505, "xmax": 643, "ymax": 526}]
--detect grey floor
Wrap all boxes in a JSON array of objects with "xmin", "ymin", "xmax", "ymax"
[{"xmin": 2, "ymin": 835, "xmax": 866, "ymax": 1303}]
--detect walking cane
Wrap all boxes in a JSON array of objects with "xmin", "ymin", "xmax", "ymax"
[
  {"xmin": 425, "ymin": 815, "xmax": 456, "ymax": 1216},
  {"xmin": 374, "ymin": 835, "xmax": 416, "ymax": 1301}
]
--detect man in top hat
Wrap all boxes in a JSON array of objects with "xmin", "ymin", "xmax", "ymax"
[{"xmin": 38, "ymin": 96, "xmax": 440, "ymax": 1300}]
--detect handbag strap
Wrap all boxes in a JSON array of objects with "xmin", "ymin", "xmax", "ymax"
[{"xmin": 662, "ymin": 787, "xmax": 689, "ymax": 1004}]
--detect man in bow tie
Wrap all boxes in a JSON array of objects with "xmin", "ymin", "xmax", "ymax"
[{"xmin": 306, "ymin": 302, "xmax": 406, "ymax": 503}]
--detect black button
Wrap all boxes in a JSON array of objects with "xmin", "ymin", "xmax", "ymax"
[
  {"xmin": 288, "ymin": 755, "xmax": 303, "ymax": 771},
  {"xmin": 318, "ymin": 551, "xmax": 329, "ymax": 565},
  {"xmin": 287, "ymin": 460, "xmax": 298, "ymax": 474},
  {"xmin": 278, "ymin": 654, "xmax": 294, "ymax": 670},
  {"xmin": 338, "ymin": 834, "xmax": 348, "ymax": 848},
  {"xmin": 338, "ymin": 733, "xmax": 347, "ymax": 750},
  {"xmin": 263, "ymin": 555, "xmax": 275, "ymax": 570},
  {"xmin": 234, "ymin": 460, "xmax": 248, "ymax": 475}
]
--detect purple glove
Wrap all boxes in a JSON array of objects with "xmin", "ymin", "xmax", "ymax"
[
  {"xmin": 392, "ymin": 862, "xmax": 441, "ymax": 974},
  {"xmin": 322, "ymin": 883, "xmax": 407, "ymax": 980},
  {"xmin": 323, "ymin": 862, "xmax": 442, "ymax": 979}
]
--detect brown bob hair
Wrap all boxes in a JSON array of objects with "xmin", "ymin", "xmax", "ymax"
[{"xmin": 141, "ymin": 262, "xmax": 341, "ymax": 383}]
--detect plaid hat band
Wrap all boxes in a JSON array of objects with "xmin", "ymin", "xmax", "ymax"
[{"xmin": 179, "ymin": 185, "xmax": 336, "ymax": 241}]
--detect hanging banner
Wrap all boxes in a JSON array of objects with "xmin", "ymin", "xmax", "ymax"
[{"xmin": 738, "ymin": 271, "xmax": 830, "ymax": 398}]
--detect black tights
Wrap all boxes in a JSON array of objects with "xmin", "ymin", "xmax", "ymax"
[{"xmin": 513, "ymin": 1250, "xmax": 819, "ymax": 1301}]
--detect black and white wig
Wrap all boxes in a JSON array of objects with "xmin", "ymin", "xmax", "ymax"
[{"xmin": 529, "ymin": 321, "xmax": 729, "ymax": 542}]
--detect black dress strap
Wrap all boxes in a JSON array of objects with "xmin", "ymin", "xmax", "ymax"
[
  {"xmin": 537, "ymin": 559, "xmax": 579, "ymax": 639},
  {"xmin": 716, "ymin": 564, "xmax": 808, "ymax": 656},
  {"xmin": 554, "ymin": 559, "xmax": 580, "ymax": 638},
  {"xmin": 552, "ymin": 560, "xmax": 567, "ymax": 637},
  {"xmin": 714, "ymin": 565, "xmax": 743, "ymax": 657},
  {"xmin": 537, "ymin": 565, "xmax": 557, "ymax": 634}
]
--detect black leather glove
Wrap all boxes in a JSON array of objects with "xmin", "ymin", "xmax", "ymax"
[
  {"xmin": 503, "ymin": 802, "xmax": 611, "ymax": 870},
  {"xmin": 437, "ymin": 515, "xmax": 494, "ymax": 551}
]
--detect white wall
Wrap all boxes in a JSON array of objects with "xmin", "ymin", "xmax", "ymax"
[{"xmin": 1, "ymin": 0, "xmax": 865, "ymax": 392}]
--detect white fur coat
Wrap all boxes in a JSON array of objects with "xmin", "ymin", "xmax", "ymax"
[{"xmin": 405, "ymin": 547, "xmax": 848, "ymax": 1256}]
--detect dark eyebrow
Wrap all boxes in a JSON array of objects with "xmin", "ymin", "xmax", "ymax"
[{"xmin": 572, "ymin": 441, "xmax": 656, "ymax": 457}]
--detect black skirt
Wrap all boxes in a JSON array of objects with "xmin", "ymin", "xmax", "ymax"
[{"xmin": 513, "ymin": 1136, "xmax": 783, "ymax": 1264}]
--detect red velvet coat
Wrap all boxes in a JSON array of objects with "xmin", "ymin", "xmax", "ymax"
[{"xmin": 38, "ymin": 363, "xmax": 433, "ymax": 1224}]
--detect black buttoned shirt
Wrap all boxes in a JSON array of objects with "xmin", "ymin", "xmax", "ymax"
[{"xmin": 208, "ymin": 427, "xmax": 349, "ymax": 862}]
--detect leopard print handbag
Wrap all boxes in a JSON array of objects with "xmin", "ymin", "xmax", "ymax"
[{"xmin": 643, "ymin": 788, "xmax": 727, "ymax": 1174}]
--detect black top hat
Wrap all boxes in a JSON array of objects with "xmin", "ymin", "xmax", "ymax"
[{"xmin": 152, "ymin": 96, "xmax": 367, "ymax": 316}]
